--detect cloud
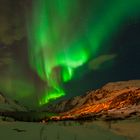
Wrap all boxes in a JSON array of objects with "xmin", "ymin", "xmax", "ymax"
[
  {"xmin": 0, "ymin": 0, "xmax": 26, "ymax": 45},
  {"xmin": 89, "ymin": 54, "xmax": 117, "ymax": 70}
]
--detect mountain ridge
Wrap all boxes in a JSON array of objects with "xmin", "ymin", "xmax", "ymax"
[
  {"xmin": 45, "ymin": 80, "xmax": 140, "ymax": 121},
  {"xmin": 0, "ymin": 92, "xmax": 27, "ymax": 112}
]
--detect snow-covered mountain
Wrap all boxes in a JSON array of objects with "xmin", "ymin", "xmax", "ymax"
[
  {"xmin": 45, "ymin": 80, "xmax": 140, "ymax": 120},
  {"xmin": 0, "ymin": 93, "xmax": 27, "ymax": 112}
]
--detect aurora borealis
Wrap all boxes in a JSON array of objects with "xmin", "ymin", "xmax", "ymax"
[
  {"xmin": 0, "ymin": 0, "xmax": 139, "ymax": 108},
  {"xmin": 27, "ymin": 0, "xmax": 140, "ymax": 105}
]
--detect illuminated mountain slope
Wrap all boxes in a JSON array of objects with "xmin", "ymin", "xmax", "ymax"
[{"xmin": 47, "ymin": 80, "xmax": 140, "ymax": 120}]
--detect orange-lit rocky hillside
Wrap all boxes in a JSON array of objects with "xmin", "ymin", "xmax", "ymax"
[{"xmin": 46, "ymin": 80, "xmax": 140, "ymax": 121}]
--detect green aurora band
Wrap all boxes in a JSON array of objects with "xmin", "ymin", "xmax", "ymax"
[{"xmin": 27, "ymin": 0, "xmax": 140, "ymax": 105}]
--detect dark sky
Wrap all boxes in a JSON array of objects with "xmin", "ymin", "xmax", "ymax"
[
  {"xmin": 64, "ymin": 16, "xmax": 140, "ymax": 100},
  {"xmin": 0, "ymin": 0, "xmax": 140, "ymax": 108}
]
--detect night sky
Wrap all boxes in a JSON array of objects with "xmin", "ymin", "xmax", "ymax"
[{"xmin": 0, "ymin": 0, "xmax": 140, "ymax": 109}]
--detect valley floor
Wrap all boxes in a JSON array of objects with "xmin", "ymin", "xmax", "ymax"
[{"xmin": 0, "ymin": 119, "xmax": 140, "ymax": 140}]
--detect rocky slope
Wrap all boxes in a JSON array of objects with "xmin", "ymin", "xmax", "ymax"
[
  {"xmin": 45, "ymin": 80, "xmax": 140, "ymax": 121},
  {"xmin": 0, "ymin": 92, "xmax": 27, "ymax": 112}
]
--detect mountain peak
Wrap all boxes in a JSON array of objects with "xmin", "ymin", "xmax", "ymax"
[{"xmin": 45, "ymin": 80, "xmax": 140, "ymax": 121}]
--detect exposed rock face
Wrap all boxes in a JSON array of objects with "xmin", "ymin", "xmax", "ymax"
[
  {"xmin": 61, "ymin": 87, "xmax": 140, "ymax": 117},
  {"xmin": 46, "ymin": 93, "xmax": 91, "ymax": 113},
  {"xmin": 46, "ymin": 80, "xmax": 140, "ymax": 113},
  {"xmin": 0, "ymin": 92, "xmax": 27, "ymax": 112},
  {"xmin": 45, "ymin": 80, "xmax": 140, "ymax": 120},
  {"xmin": 101, "ymin": 80, "xmax": 140, "ymax": 92}
]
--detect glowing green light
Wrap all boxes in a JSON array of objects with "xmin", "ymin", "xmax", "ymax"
[
  {"xmin": 39, "ymin": 88, "xmax": 65, "ymax": 105},
  {"xmin": 62, "ymin": 67, "xmax": 73, "ymax": 82},
  {"xmin": 27, "ymin": 0, "xmax": 140, "ymax": 105}
]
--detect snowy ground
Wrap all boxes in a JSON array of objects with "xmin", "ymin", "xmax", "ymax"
[{"xmin": 0, "ymin": 119, "xmax": 140, "ymax": 140}]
